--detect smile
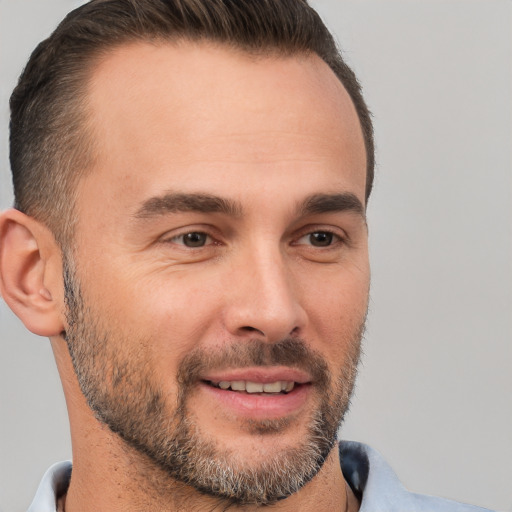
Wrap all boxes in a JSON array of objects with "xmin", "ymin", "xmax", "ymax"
[
  {"xmin": 206, "ymin": 380, "xmax": 296, "ymax": 394},
  {"xmin": 198, "ymin": 371, "xmax": 311, "ymax": 420}
]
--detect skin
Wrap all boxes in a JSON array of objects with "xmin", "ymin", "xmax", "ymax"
[{"xmin": 0, "ymin": 42, "xmax": 369, "ymax": 511}]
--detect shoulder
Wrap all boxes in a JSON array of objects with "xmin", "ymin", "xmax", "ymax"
[{"xmin": 339, "ymin": 441, "xmax": 495, "ymax": 512}]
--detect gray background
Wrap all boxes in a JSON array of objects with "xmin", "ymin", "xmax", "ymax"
[{"xmin": 1, "ymin": 1, "xmax": 511, "ymax": 511}]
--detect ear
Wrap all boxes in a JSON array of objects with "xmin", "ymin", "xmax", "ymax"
[{"xmin": 0, "ymin": 208, "xmax": 65, "ymax": 337}]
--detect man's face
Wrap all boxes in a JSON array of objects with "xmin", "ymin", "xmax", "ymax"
[{"xmin": 64, "ymin": 42, "xmax": 369, "ymax": 504}]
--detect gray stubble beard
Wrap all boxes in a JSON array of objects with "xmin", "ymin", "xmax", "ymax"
[{"xmin": 62, "ymin": 255, "xmax": 364, "ymax": 506}]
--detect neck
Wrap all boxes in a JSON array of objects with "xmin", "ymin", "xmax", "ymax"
[{"xmin": 64, "ymin": 432, "xmax": 356, "ymax": 512}]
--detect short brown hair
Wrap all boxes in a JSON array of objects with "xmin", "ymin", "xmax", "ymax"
[{"xmin": 9, "ymin": 0, "xmax": 374, "ymax": 246}]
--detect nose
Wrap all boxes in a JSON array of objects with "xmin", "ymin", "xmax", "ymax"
[{"xmin": 222, "ymin": 246, "xmax": 307, "ymax": 342}]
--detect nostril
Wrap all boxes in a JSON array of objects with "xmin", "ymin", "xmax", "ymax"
[
  {"xmin": 238, "ymin": 325, "xmax": 302, "ymax": 339},
  {"xmin": 240, "ymin": 326, "xmax": 265, "ymax": 335}
]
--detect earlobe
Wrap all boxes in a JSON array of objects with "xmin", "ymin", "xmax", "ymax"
[{"xmin": 0, "ymin": 209, "xmax": 65, "ymax": 337}]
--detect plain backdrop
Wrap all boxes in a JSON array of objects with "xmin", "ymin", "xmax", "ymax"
[{"xmin": 1, "ymin": 1, "xmax": 511, "ymax": 511}]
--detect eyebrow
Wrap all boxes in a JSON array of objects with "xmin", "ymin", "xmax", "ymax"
[
  {"xmin": 299, "ymin": 193, "xmax": 365, "ymax": 219},
  {"xmin": 134, "ymin": 193, "xmax": 242, "ymax": 219},
  {"xmin": 134, "ymin": 191, "xmax": 365, "ymax": 221}
]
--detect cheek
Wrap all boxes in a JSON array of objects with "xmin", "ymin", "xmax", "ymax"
[
  {"xmin": 127, "ymin": 275, "xmax": 224, "ymax": 360},
  {"xmin": 300, "ymin": 264, "xmax": 369, "ymax": 348}
]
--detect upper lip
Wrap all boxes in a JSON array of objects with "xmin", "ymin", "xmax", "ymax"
[{"xmin": 201, "ymin": 366, "xmax": 311, "ymax": 384}]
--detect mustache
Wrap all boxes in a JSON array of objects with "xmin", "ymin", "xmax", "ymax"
[{"xmin": 176, "ymin": 338, "xmax": 330, "ymax": 388}]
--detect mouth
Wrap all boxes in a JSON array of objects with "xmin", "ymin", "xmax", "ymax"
[
  {"xmin": 197, "ymin": 368, "xmax": 312, "ymax": 420},
  {"xmin": 204, "ymin": 379, "xmax": 297, "ymax": 395}
]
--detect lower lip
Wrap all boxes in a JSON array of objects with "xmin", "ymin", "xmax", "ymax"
[{"xmin": 200, "ymin": 382, "xmax": 311, "ymax": 420}]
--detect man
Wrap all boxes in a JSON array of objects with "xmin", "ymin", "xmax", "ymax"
[{"xmin": 0, "ymin": 1, "xmax": 500, "ymax": 511}]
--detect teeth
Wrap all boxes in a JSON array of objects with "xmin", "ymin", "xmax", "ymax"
[
  {"xmin": 263, "ymin": 381, "xmax": 282, "ymax": 393},
  {"xmin": 212, "ymin": 380, "xmax": 296, "ymax": 393},
  {"xmin": 231, "ymin": 381, "xmax": 245, "ymax": 391},
  {"xmin": 246, "ymin": 382, "xmax": 264, "ymax": 393}
]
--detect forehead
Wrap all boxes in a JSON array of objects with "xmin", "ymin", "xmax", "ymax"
[{"xmin": 82, "ymin": 41, "xmax": 366, "ymax": 210}]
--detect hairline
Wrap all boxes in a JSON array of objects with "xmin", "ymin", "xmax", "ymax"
[{"xmin": 52, "ymin": 36, "xmax": 370, "ymax": 248}]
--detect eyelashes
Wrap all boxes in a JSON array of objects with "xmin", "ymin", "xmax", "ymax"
[
  {"xmin": 163, "ymin": 226, "xmax": 347, "ymax": 252},
  {"xmin": 294, "ymin": 230, "xmax": 344, "ymax": 248}
]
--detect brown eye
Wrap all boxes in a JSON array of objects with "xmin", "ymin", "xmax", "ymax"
[
  {"xmin": 309, "ymin": 232, "xmax": 334, "ymax": 247},
  {"xmin": 183, "ymin": 232, "xmax": 208, "ymax": 247},
  {"xmin": 295, "ymin": 230, "xmax": 342, "ymax": 248},
  {"xmin": 172, "ymin": 232, "xmax": 210, "ymax": 247}
]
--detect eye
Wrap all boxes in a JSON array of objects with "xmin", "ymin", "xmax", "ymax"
[
  {"xmin": 296, "ymin": 231, "xmax": 341, "ymax": 247},
  {"xmin": 309, "ymin": 231, "xmax": 334, "ymax": 247},
  {"xmin": 171, "ymin": 232, "xmax": 211, "ymax": 248}
]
